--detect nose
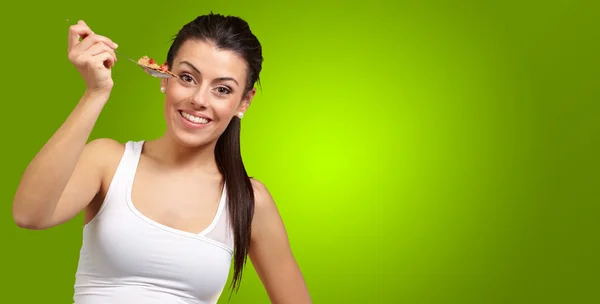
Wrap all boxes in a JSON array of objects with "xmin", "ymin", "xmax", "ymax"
[{"xmin": 190, "ymin": 86, "xmax": 209, "ymax": 108}]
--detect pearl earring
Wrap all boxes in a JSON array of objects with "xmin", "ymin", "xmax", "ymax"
[
  {"xmin": 160, "ymin": 87, "xmax": 165, "ymax": 93},
  {"xmin": 238, "ymin": 112, "xmax": 244, "ymax": 119}
]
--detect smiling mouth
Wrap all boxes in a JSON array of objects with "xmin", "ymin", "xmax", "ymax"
[{"xmin": 179, "ymin": 111, "xmax": 211, "ymax": 124}]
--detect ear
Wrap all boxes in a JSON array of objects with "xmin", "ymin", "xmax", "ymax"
[
  {"xmin": 237, "ymin": 87, "xmax": 256, "ymax": 115},
  {"xmin": 160, "ymin": 79, "xmax": 168, "ymax": 93}
]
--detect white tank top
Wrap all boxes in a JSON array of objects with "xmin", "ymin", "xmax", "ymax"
[{"xmin": 73, "ymin": 140, "xmax": 235, "ymax": 304}]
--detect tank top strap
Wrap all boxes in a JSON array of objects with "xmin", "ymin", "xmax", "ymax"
[
  {"xmin": 84, "ymin": 140, "xmax": 144, "ymax": 228},
  {"xmin": 114, "ymin": 140, "xmax": 143, "ymax": 185},
  {"xmin": 203, "ymin": 183, "xmax": 234, "ymax": 252},
  {"xmin": 125, "ymin": 140, "xmax": 144, "ymax": 173}
]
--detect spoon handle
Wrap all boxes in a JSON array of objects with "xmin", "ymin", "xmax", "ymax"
[{"xmin": 65, "ymin": 19, "xmax": 139, "ymax": 65}]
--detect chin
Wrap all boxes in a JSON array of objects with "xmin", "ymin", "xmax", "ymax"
[{"xmin": 172, "ymin": 132, "xmax": 213, "ymax": 148}]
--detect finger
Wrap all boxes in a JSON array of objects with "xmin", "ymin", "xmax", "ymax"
[
  {"xmin": 77, "ymin": 21, "xmax": 98, "ymax": 42},
  {"xmin": 68, "ymin": 21, "xmax": 93, "ymax": 51},
  {"xmin": 74, "ymin": 33, "xmax": 118, "ymax": 56},
  {"xmin": 94, "ymin": 51, "xmax": 115, "ymax": 69},
  {"xmin": 77, "ymin": 20, "xmax": 92, "ymax": 40},
  {"xmin": 85, "ymin": 42, "xmax": 117, "ymax": 62}
]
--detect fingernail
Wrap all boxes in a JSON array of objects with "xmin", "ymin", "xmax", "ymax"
[{"xmin": 114, "ymin": 43, "xmax": 119, "ymax": 48}]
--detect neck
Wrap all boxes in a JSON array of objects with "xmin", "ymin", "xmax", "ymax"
[{"xmin": 145, "ymin": 134, "xmax": 220, "ymax": 174}]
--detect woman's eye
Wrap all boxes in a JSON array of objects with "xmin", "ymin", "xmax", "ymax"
[
  {"xmin": 179, "ymin": 73, "xmax": 195, "ymax": 84},
  {"xmin": 215, "ymin": 86, "xmax": 231, "ymax": 95}
]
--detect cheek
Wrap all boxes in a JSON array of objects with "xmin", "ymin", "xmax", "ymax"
[
  {"xmin": 213, "ymin": 99, "xmax": 240, "ymax": 119},
  {"xmin": 163, "ymin": 94, "xmax": 182, "ymax": 123},
  {"xmin": 164, "ymin": 86, "xmax": 187, "ymax": 108},
  {"xmin": 163, "ymin": 95, "xmax": 175, "ymax": 114}
]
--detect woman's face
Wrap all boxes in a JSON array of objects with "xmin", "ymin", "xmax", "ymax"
[{"xmin": 161, "ymin": 39, "xmax": 255, "ymax": 148}]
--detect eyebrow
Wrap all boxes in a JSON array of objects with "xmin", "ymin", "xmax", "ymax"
[{"xmin": 179, "ymin": 61, "xmax": 239, "ymax": 86}]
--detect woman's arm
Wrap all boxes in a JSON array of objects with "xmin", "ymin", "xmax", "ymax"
[
  {"xmin": 249, "ymin": 179, "xmax": 312, "ymax": 304},
  {"xmin": 12, "ymin": 21, "xmax": 118, "ymax": 230}
]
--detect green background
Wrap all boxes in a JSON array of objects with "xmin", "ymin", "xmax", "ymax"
[{"xmin": 2, "ymin": 0, "xmax": 599, "ymax": 303}]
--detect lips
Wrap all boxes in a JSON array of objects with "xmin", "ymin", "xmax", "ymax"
[{"xmin": 179, "ymin": 110, "xmax": 211, "ymax": 125}]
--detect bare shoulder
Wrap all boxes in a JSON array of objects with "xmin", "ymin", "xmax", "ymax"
[
  {"xmin": 85, "ymin": 137, "xmax": 124, "ymax": 154},
  {"xmin": 250, "ymin": 178, "xmax": 277, "ymax": 212},
  {"xmin": 249, "ymin": 178, "xmax": 285, "ymax": 239},
  {"xmin": 83, "ymin": 138, "xmax": 126, "ymax": 176},
  {"xmin": 84, "ymin": 138, "xmax": 125, "ymax": 161}
]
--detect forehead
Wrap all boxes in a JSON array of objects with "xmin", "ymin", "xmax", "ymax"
[{"xmin": 174, "ymin": 39, "xmax": 247, "ymax": 81}]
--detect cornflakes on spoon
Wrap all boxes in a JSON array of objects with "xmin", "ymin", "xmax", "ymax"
[{"xmin": 137, "ymin": 56, "xmax": 178, "ymax": 79}]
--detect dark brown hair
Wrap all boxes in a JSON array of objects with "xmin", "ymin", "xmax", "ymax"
[{"xmin": 165, "ymin": 12, "xmax": 263, "ymax": 293}]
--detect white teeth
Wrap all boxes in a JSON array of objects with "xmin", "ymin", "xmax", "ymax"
[{"xmin": 180, "ymin": 111, "xmax": 209, "ymax": 124}]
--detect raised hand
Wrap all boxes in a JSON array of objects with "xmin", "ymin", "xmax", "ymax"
[{"xmin": 67, "ymin": 20, "xmax": 119, "ymax": 96}]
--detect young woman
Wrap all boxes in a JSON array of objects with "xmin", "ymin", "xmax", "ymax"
[{"xmin": 12, "ymin": 13, "xmax": 311, "ymax": 304}]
